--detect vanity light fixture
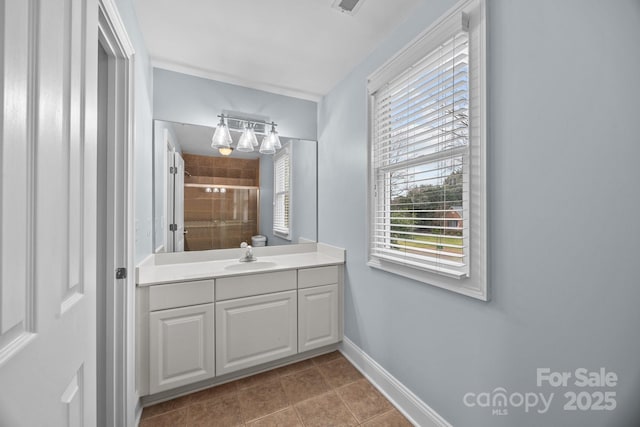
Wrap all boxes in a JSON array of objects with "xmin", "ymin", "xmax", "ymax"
[
  {"xmin": 211, "ymin": 114, "xmax": 232, "ymax": 149},
  {"xmin": 212, "ymin": 113, "xmax": 283, "ymax": 156}
]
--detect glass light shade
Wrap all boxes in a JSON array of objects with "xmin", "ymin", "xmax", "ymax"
[
  {"xmin": 259, "ymin": 135, "xmax": 276, "ymax": 154},
  {"xmin": 248, "ymin": 127, "xmax": 259, "ymax": 146},
  {"xmin": 269, "ymin": 130, "xmax": 282, "ymax": 149},
  {"xmin": 236, "ymin": 129, "xmax": 254, "ymax": 152},
  {"xmin": 211, "ymin": 123, "xmax": 232, "ymax": 148}
]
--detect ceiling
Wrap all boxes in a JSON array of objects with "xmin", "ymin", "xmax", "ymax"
[{"xmin": 133, "ymin": 0, "xmax": 424, "ymax": 101}]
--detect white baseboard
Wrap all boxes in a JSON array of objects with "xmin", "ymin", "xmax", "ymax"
[{"xmin": 339, "ymin": 337, "xmax": 452, "ymax": 427}]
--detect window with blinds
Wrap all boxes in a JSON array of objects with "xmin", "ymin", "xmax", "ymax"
[
  {"xmin": 273, "ymin": 147, "xmax": 291, "ymax": 239},
  {"xmin": 368, "ymin": 0, "xmax": 486, "ymax": 300},
  {"xmin": 371, "ymin": 30, "xmax": 469, "ymax": 278}
]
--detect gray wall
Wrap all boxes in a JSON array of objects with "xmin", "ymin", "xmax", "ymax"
[
  {"xmin": 259, "ymin": 139, "xmax": 318, "ymax": 246},
  {"xmin": 153, "ymin": 68, "xmax": 317, "ymax": 141},
  {"xmin": 291, "ymin": 139, "xmax": 317, "ymax": 243},
  {"xmin": 112, "ymin": 0, "xmax": 155, "ymax": 266},
  {"xmin": 317, "ymin": 1, "xmax": 640, "ymax": 426},
  {"xmin": 259, "ymin": 155, "xmax": 276, "ymax": 245}
]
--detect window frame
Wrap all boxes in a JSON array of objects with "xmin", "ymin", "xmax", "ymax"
[
  {"xmin": 273, "ymin": 144, "xmax": 292, "ymax": 240},
  {"xmin": 367, "ymin": 0, "xmax": 487, "ymax": 300}
]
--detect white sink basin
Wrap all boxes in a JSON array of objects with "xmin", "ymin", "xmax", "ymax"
[{"xmin": 224, "ymin": 261, "xmax": 278, "ymax": 271}]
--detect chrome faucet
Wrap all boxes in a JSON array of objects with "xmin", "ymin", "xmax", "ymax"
[{"xmin": 239, "ymin": 242, "xmax": 257, "ymax": 262}]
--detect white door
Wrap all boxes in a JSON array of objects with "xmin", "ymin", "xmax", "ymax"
[
  {"xmin": 216, "ymin": 291, "xmax": 297, "ymax": 375},
  {"xmin": 0, "ymin": 0, "xmax": 98, "ymax": 426},
  {"xmin": 149, "ymin": 304, "xmax": 215, "ymax": 394},
  {"xmin": 298, "ymin": 284, "xmax": 340, "ymax": 352},
  {"xmin": 174, "ymin": 152, "xmax": 185, "ymax": 252}
]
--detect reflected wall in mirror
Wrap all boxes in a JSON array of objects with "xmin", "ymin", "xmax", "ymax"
[{"xmin": 153, "ymin": 120, "xmax": 317, "ymax": 252}]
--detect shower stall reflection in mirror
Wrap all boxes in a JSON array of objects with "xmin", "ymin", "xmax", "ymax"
[
  {"xmin": 159, "ymin": 145, "xmax": 262, "ymax": 252},
  {"xmin": 183, "ymin": 186, "xmax": 260, "ymax": 251},
  {"xmin": 181, "ymin": 153, "xmax": 260, "ymax": 251}
]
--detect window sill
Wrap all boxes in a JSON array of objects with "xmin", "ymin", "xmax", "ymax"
[
  {"xmin": 367, "ymin": 256, "xmax": 488, "ymax": 301},
  {"xmin": 273, "ymin": 229, "xmax": 291, "ymax": 241}
]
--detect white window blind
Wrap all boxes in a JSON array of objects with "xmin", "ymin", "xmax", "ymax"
[
  {"xmin": 370, "ymin": 25, "xmax": 470, "ymax": 279},
  {"xmin": 273, "ymin": 147, "xmax": 291, "ymax": 238}
]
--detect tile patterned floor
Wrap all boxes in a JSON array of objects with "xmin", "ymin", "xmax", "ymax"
[{"xmin": 140, "ymin": 351, "xmax": 413, "ymax": 426}]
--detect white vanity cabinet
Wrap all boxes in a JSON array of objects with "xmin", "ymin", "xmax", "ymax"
[
  {"xmin": 215, "ymin": 271, "xmax": 297, "ymax": 375},
  {"xmin": 137, "ymin": 249, "xmax": 345, "ymax": 399},
  {"xmin": 298, "ymin": 266, "xmax": 340, "ymax": 352},
  {"xmin": 148, "ymin": 280, "xmax": 215, "ymax": 394}
]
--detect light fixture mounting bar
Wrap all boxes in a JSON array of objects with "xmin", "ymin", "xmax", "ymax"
[{"xmin": 218, "ymin": 113, "xmax": 277, "ymax": 135}]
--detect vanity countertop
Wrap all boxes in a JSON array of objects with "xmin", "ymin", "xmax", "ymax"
[{"xmin": 136, "ymin": 243, "xmax": 345, "ymax": 286}]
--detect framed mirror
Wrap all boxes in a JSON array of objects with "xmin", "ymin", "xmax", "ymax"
[{"xmin": 153, "ymin": 120, "xmax": 317, "ymax": 252}]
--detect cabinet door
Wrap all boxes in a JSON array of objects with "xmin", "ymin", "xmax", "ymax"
[
  {"xmin": 149, "ymin": 304, "xmax": 214, "ymax": 394},
  {"xmin": 298, "ymin": 284, "xmax": 340, "ymax": 352},
  {"xmin": 216, "ymin": 290, "xmax": 297, "ymax": 375}
]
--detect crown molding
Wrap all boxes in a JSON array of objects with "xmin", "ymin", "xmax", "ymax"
[{"xmin": 152, "ymin": 59, "xmax": 323, "ymax": 103}]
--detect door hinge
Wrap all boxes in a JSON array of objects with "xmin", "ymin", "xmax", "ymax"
[
  {"xmin": 169, "ymin": 166, "xmax": 177, "ymax": 174},
  {"xmin": 169, "ymin": 223, "xmax": 177, "ymax": 231},
  {"xmin": 115, "ymin": 268, "xmax": 127, "ymax": 280}
]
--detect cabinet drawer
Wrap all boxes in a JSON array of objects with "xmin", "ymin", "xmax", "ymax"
[
  {"xmin": 298, "ymin": 266, "xmax": 339, "ymax": 289},
  {"xmin": 216, "ymin": 270, "xmax": 296, "ymax": 301},
  {"xmin": 149, "ymin": 279, "xmax": 215, "ymax": 311}
]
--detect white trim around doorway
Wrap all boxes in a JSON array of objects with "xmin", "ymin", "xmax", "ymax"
[{"xmin": 97, "ymin": 0, "xmax": 136, "ymax": 425}]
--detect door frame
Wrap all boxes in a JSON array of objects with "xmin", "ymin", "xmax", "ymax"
[
  {"xmin": 165, "ymin": 134, "xmax": 175, "ymax": 252},
  {"xmin": 97, "ymin": 0, "xmax": 135, "ymax": 425},
  {"xmin": 173, "ymin": 151, "xmax": 185, "ymax": 252}
]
